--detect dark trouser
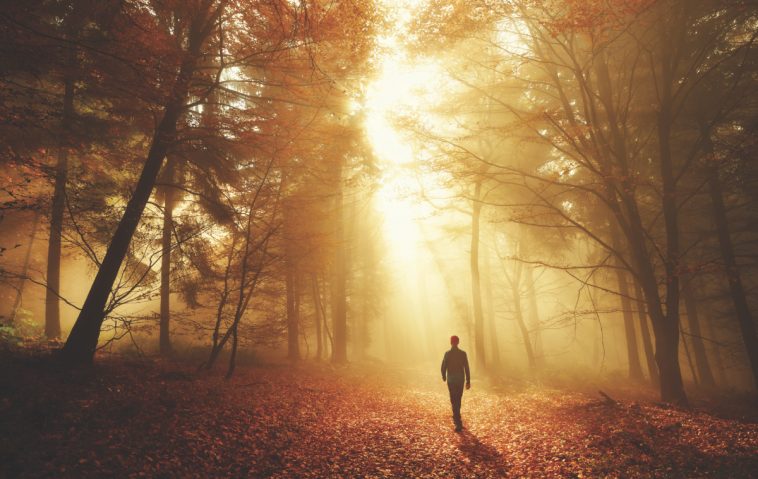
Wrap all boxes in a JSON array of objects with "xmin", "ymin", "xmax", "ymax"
[{"xmin": 447, "ymin": 381, "xmax": 464, "ymax": 426}]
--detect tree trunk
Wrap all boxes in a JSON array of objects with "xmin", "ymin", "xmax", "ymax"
[
  {"xmin": 470, "ymin": 180, "xmax": 486, "ymax": 370},
  {"xmin": 635, "ymin": 281, "xmax": 659, "ymax": 385},
  {"xmin": 652, "ymin": 22, "xmax": 686, "ymax": 405},
  {"xmin": 511, "ymin": 262, "xmax": 536, "ymax": 370},
  {"xmin": 286, "ymin": 267, "xmax": 300, "ymax": 360},
  {"xmin": 524, "ymin": 264, "xmax": 542, "ymax": 366},
  {"xmin": 616, "ymin": 270, "xmax": 644, "ymax": 381},
  {"xmin": 707, "ymin": 164, "xmax": 758, "ymax": 389},
  {"xmin": 10, "ymin": 212, "xmax": 40, "ymax": 324},
  {"xmin": 159, "ymin": 158, "xmax": 176, "ymax": 356},
  {"xmin": 705, "ymin": 310, "xmax": 726, "ymax": 387},
  {"xmin": 681, "ymin": 331, "xmax": 699, "ymax": 386},
  {"xmin": 226, "ymin": 323, "xmax": 238, "ymax": 379},
  {"xmin": 61, "ymin": 38, "xmax": 203, "ymax": 363},
  {"xmin": 483, "ymin": 243, "xmax": 500, "ymax": 367},
  {"xmin": 682, "ymin": 278, "xmax": 716, "ymax": 388},
  {"xmin": 312, "ymin": 273, "xmax": 323, "ymax": 360},
  {"xmin": 45, "ymin": 66, "xmax": 74, "ymax": 340},
  {"xmin": 331, "ymin": 168, "xmax": 347, "ymax": 363},
  {"xmin": 626, "ymin": 215, "xmax": 685, "ymax": 403},
  {"xmin": 595, "ymin": 42, "xmax": 685, "ymax": 402}
]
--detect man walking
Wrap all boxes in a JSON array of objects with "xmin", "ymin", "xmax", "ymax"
[{"xmin": 441, "ymin": 335, "xmax": 471, "ymax": 432}]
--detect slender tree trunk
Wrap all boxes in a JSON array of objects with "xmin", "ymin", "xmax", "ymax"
[
  {"xmin": 11, "ymin": 212, "xmax": 41, "ymax": 324},
  {"xmin": 511, "ymin": 262, "xmax": 535, "ymax": 370},
  {"xmin": 707, "ymin": 163, "xmax": 758, "ymax": 389},
  {"xmin": 45, "ymin": 66, "xmax": 74, "ymax": 340},
  {"xmin": 682, "ymin": 278, "xmax": 716, "ymax": 388},
  {"xmin": 524, "ymin": 264, "xmax": 542, "ymax": 366},
  {"xmin": 681, "ymin": 332, "xmax": 699, "ymax": 386},
  {"xmin": 470, "ymin": 181, "xmax": 486, "ymax": 370},
  {"xmin": 705, "ymin": 310, "xmax": 726, "ymax": 387},
  {"xmin": 635, "ymin": 281, "xmax": 659, "ymax": 385},
  {"xmin": 483, "ymin": 243, "xmax": 500, "ymax": 368},
  {"xmin": 226, "ymin": 323, "xmax": 238, "ymax": 379},
  {"xmin": 617, "ymin": 270, "xmax": 644, "ymax": 381},
  {"xmin": 317, "ymin": 274, "xmax": 334, "ymax": 355},
  {"xmin": 331, "ymin": 167, "xmax": 347, "ymax": 363},
  {"xmin": 62, "ymin": 36, "xmax": 204, "ymax": 363},
  {"xmin": 286, "ymin": 267, "xmax": 300, "ymax": 360},
  {"xmin": 159, "ymin": 158, "xmax": 175, "ymax": 356},
  {"xmin": 312, "ymin": 273, "xmax": 323, "ymax": 360}
]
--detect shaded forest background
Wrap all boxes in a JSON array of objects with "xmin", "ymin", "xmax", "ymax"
[{"xmin": 1, "ymin": 0, "xmax": 758, "ymax": 411}]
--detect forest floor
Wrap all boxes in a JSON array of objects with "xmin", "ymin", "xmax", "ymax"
[{"xmin": 1, "ymin": 349, "xmax": 757, "ymax": 478}]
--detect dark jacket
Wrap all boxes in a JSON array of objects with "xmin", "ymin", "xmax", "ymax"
[{"xmin": 441, "ymin": 346, "xmax": 471, "ymax": 385}]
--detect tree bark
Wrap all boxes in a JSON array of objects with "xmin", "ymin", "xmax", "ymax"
[
  {"xmin": 331, "ymin": 167, "xmax": 347, "ymax": 363},
  {"xmin": 511, "ymin": 262, "xmax": 536, "ymax": 370},
  {"xmin": 617, "ymin": 270, "xmax": 644, "ymax": 381},
  {"xmin": 159, "ymin": 158, "xmax": 176, "ymax": 356},
  {"xmin": 470, "ymin": 180, "xmax": 486, "ymax": 370},
  {"xmin": 10, "ymin": 212, "xmax": 40, "ymax": 324},
  {"xmin": 707, "ymin": 163, "xmax": 758, "ymax": 389},
  {"xmin": 61, "ymin": 23, "xmax": 208, "ymax": 363},
  {"xmin": 682, "ymin": 278, "xmax": 716, "ymax": 388},
  {"xmin": 483, "ymin": 242, "xmax": 500, "ymax": 367},
  {"xmin": 652, "ymin": 17, "xmax": 686, "ymax": 405},
  {"xmin": 286, "ymin": 267, "xmax": 300, "ymax": 360},
  {"xmin": 595, "ymin": 40, "xmax": 685, "ymax": 402},
  {"xmin": 45, "ymin": 62, "xmax": 74, "ymax": 340},
  {"xmin": 635, "ymin": 281, "xmax": 659, "ymax": 385},
  {"xmin": 524, "ymin": 264, "xmax": 542, "ymax": 366},
  {"xmin": 312, "ymin": 273, "xmax": 323, "ymax": 360},
  {"xmin": 681, "ymin": 330, "xmax": 699, "ymax": 386}
]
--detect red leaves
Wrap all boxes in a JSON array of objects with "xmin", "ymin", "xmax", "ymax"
[{"xmin": 2, "ymin": 354, "xmax": 757, "ymax": 478}]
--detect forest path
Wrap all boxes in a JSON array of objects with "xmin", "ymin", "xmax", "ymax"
[{"xmin": 1, "ymin": 355, "xmax": 756, "ymax": 478}]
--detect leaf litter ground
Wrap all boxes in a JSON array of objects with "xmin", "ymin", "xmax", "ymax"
[{"xmin": 1, "ymin": 352, "xmax": 756, "ymax": 478}]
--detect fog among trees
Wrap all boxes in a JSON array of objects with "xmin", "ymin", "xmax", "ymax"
[{"xmin": 2, "ymin": 1, "xmax": 757, "ymax": 476}]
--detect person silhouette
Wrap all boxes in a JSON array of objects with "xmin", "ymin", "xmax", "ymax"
[{"xmin": 441, "ymin": 335, "xmax": 471, "ymax": 432}]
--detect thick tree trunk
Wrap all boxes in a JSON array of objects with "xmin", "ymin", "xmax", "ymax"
[
  {"xmin": 470, "ymin": 181, "xmax": 486, "ymax": 370},
  {"xmin": 159, "ymin": 158, "xmax": 175, "ymax": 356},
  {"xmin": 707, "ymin": 164, "xmax": 758, "ymax": 389},
  {"xmin": 45, "ymin": 69, "xmax": 74, "ymax": 340},
  {"xmin": 61, "ymin": 43, "xmax": 202, "ymax": 363},
  {"xmin": 682, "ymin": 278, "xmax": 716, "ymax": 388}
]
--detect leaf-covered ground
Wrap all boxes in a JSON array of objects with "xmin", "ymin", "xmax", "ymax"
[{"xmin": 1, "ymin": 351, "xmax": 756, "ymax": 478}]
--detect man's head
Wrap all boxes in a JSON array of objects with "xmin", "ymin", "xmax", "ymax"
[{"xmin": 450, "ymin": 335, "xmax": 460, "ymax": 346}]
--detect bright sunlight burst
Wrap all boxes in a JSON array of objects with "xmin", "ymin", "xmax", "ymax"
[{"xmin": 363, "ymin": 0, "xmax": 453, "ymax": 258}]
